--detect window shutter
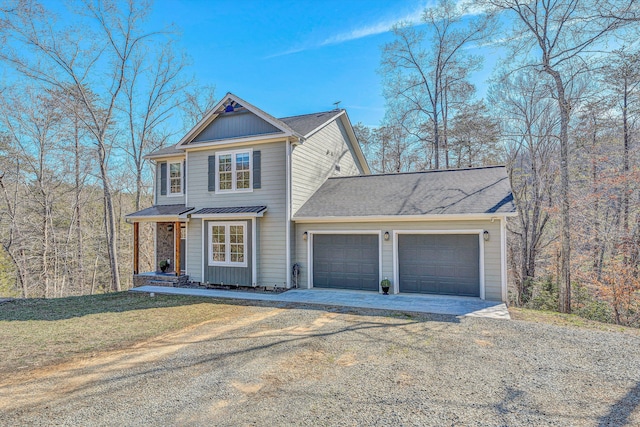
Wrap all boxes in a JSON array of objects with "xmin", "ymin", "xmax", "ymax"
[
  {"xmin": 253, "ymin": 150, "xmax": 261, "ymax": 189},
  {"xmin": 208, "ymin": 155, "xmax": 216, "ymax": 192},
  {"xmin": 160, "ymin": 162, "xmax": 167, "ymax": 196},
  {"xmin": 183, "ymin": 160, "xmax": 186, "ymax": 193}
]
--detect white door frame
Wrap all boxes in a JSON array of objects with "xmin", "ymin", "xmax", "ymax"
[
  {"xmin": 393, "ymin": 229, "xmax": 485, "ymax": 299},
  {"xmin": 307, "ymin": 230, "xmax": 383, "ymax": 292}
]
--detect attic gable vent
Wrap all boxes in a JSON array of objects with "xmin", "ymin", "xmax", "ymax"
[{"xmin": 219, "ymin": 99, "xmax": 245, "ymax": 114}]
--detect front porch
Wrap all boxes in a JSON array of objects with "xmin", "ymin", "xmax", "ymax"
[{"xmin": 126, "ymin": 204, "xmax": 195, "ymax": 286}]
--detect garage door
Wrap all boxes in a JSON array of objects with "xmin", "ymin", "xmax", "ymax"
[
  {"xmin": 313, "ymin": 234, "xmax": 379, "ymax": 291},
  {"xmin": 398, "ymin": 234, "xmax": 479, "ymax": 297}
]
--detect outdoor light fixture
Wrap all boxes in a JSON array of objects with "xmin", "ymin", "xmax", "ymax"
[
  {"xmin": 483, "ymin": 230, "xmax": 490, "ymax": 241},
  {"xmin": 303, "ymin": 231, "xmax": 308, "ymax": 241},
  {"xmin": 167, "ymin": 224, "xmax": 173, "ymax": 232},
  {"xmin": 384, "ymin": 231, "xmax": 390, "ymax": 241}
]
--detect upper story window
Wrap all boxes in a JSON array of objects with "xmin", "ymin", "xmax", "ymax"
[
  {"xmin": 216, "ymin": 149, "xmax": 252, "ymax": 192},
  {"xmin": 168, "ymin": 161, "xmax": 183, "ymax": 195}
]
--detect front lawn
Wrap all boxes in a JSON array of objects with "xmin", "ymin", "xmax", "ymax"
[{"xmin": 0, "ymin": 292, "xmax": 242, "ymax": 374}]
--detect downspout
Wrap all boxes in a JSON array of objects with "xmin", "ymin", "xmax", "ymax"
[
  {"xmin": 285, "ymin": 136, "xmax": 304, "ymax": 288},
  {"xmin": 285, "ymin": 139, "xmax": 292, "ymax": 288}
]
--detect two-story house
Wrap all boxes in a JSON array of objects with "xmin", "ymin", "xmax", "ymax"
[{"xmin": 126, "ymin": 93, "xmax": 516, "ymax": 302}]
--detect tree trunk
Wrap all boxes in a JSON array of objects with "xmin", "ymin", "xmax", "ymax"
[
  {"xmin": 98, "ymin": 142, "xmax": 121, "ymax": 292},
  {"xmin": 547, "ymin": 68, "xmax": 572, "ymax": 313},
  {"xmin": 74, "ymin": 123, "xmax": 85, "ymax": 294}
]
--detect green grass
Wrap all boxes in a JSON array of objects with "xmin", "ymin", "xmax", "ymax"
[
  {"xmin": 0, "ymin": 292, "xmax": 243, "ymax": 375},
  {"xmin": 509, "ymin": 307, "xmax": 640, "ymax": 335}
]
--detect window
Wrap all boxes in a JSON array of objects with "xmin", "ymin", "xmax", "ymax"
[
  {"xmin": 208, "ymin": 222, "xmax": 247, "ymax": 267},
  {"xmin": 216, "ymin": 149, "xmax": 252, "ymax": 192},
  {"xmin": 168, "ymin": 161, "xmax": 183, "ymax": 195}
]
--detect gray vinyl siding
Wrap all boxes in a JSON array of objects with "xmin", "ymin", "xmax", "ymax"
[
  {"xmin": 185, "ymin": 141, "xmax": 287, "ymax": 286},
  {"xmin": 293, "ymin": 219, "xmax": 505, "ymax": 301},
  {"xmin": 186, "ymin": 218, "xmax": 202, "ymax": 282},
  {"xmin": 155, "ymin": 157, "xmax": 185, "ymax": 206},
  {"xmin": 291, "ymin": 119, "xmax": 360, "ymax": 215},
  {"xmin": 192, "ymin": 111, "xmax": 283, "ymax": 143}
]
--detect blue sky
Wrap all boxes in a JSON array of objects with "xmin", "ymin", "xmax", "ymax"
[{"xmin": 151, "ymin": 0, "xmax": 502, "ymax": 127}]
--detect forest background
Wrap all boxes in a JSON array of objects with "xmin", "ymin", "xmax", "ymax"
[{"xmin": 1, "ymin": 0, "xmax": 639, "ymax": 327}]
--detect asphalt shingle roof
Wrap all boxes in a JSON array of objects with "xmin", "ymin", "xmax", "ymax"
[
  {"xmin": 279, "ymin": 110, "xmax": 342, "ymax": 137},
  {"xmin": 126, "ymin": 204, "xmax": 194, "ymax": 218},
  {"xmin": 144, "ymin": 146, "xmax": 184, "ymax": 159},
  {"xmin": 294, "ymin": 166, "xmax": 515, "ymax": 218}
]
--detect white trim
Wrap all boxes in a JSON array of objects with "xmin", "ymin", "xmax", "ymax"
[
  {"xmin": 167, "ymin": 160, "xmax": 184, "ymax": 197},
  {"xmin": 153, "ymin": 222, "xmax": 157, "ymax": 271},
  {"xmin": 185, "ymin": 151, "xmax": 189, "ymax": 207},
  {"xmin": 183, "ymin": 134, "xmax": 288, "ymax": 150},
  {"xmin": 293, "ymin": 213, "xmax": 516, "ymax": 223},
  {"xmin": 201, "ymin": 219, "xmax": 205, "ymax": 282},
  {"xmin": 305, "ymin": 230, "xmax": 382, "ymax": 291},
  {"xmin": 285, "ymin": 141, "xmax": 292, "ymax": 288},
  {"xmin": 393, "ymin": 229, "xmax": 486, "ymax": 300},
  {"xmin": 214, "ymin": 148, "xmax": 253, "ymax": 193},
  {"xmin": 207, "ymin": 222, "xmax": 248, "ymax": 268},
  {"xmin": 182, "ymin": 135, "xmax": 291, "ymax": 152},
  {"xmin": 501, "ymin": 217, "xmax": 507, "ymax": 303},
  {"xmin": 338, "ymin": 112, "xmax": 371, "ymax": 175},
  {"xmin": 153, "ymin": 160, "xmax": 157, "ymax": 205},
  {"xmin": 185, "ymin": 222, "xmax": 189, "ymax": 276},
  {"xmin": 252, "ymin": 217, "xmax": 257, "ymax": 286}
]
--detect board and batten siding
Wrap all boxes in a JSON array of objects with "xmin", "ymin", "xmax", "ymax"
[
  {"xmin": 192, "ymin": 111, "xmax": 283, "ymax": 143},
  {"xmin": 294, "ymin": 219, "xmax": 505, "ymax": 301},
  {"xmin": 291, "ymin": 119, "xmax": 360, "ymax": 215},
  {"xmin": 185, "ymin": 141, "xmax": 287, "ymax": 286}
]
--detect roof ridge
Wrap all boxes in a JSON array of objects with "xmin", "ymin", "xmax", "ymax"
[
  {"xmin": 327, "ymin": 165, "xmax": 506, "ymax": 180},
  {"xmin": 278, "ymin": 109, "xmax": 342, "ymax": 120}
]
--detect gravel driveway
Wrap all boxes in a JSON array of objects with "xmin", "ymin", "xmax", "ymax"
[{"xmin": 1, "ymin": 301, "xmax": 639, "ymax": 426}]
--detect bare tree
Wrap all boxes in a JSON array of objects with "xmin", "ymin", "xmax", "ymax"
[
  {"xmin": 486, "ymin": 0, "xmax": 639, "ymax": 312},
  {"xmin": 121, "ymin": 42, "xmax": 190, "ymax": 210},
  {"xmin": 381, "ymin": 0, "xmax": 494, "ymax": 169},
  {"xmin": 601, "ymin": 49, "xmax": 640, "ymax": 257},
  {"xmin": 490, "ymin": 71, "xmax": 558, "ymax": 305},
  {"xmin": 0, "ymin": 0, "xmax": 169, "ymax": 292}
]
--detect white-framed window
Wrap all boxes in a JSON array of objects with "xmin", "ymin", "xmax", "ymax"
[
  {"xmin": 208, "ymin": 222, "xmax": 247, "ymax": 267},
  {"xmin": 216, "ymin": 149, "xmax": 252, "ymax": 192},
  {"xmin": 168, "ymin": 161, "xmax": 183, "ymax": 195}
]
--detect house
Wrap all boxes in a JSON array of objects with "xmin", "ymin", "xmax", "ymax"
[{"xmin": 126, "ymin": 93, "xmax": 516, "ymax": 301}]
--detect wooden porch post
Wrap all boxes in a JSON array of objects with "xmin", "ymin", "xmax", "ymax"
[
  {"xmin": 133, "ymin": 222, "xmax": 139, "ymax": 275},
  {"xmin": 174, "ymin": 221, "xmax": 181, "ymax": 276}
]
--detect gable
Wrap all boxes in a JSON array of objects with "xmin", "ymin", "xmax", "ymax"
[
  {"xmin": 191, "ymin": 109, "xmax": 283, "ymax": 143},
  {"xmin": 178, "ymin": 93, "xmax": 298, "ymax": 148}
]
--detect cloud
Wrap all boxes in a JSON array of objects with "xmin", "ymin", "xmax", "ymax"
[
  {"xmin": 265, "ymin": 2, "xmax": 431, "ymax": 59},
  {"xmin": 319, "ymin": 5, "xmax": 427, "ymax": 47}
]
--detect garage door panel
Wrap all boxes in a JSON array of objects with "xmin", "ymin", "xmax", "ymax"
[
  {"xmin": 399, "ymin": 234, "xmax": 479, "ymax": 297},
  {"xmin": 313, "ymin": 234, "xmax": 379, "ymax": 291}
]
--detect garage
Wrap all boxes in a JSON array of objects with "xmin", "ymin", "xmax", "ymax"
[
  {"xmin": 398, "ymin": 234, "xmax": 480, "ymax": 297},
  {"xmin": 312, "ymin": 234, "xmax": 379, "ymax": 291}
]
